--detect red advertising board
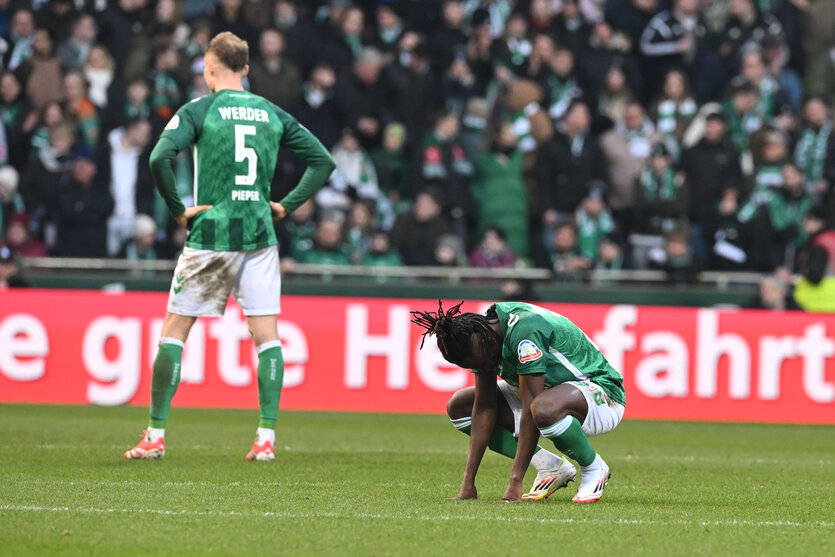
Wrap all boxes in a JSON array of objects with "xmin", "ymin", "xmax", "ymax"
[{"xmin": 1, "ymin": 289, "xmax": 833, "ymax": 424}]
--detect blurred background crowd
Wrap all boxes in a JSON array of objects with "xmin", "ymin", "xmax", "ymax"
[{"xmin": 0, "ymin": 0, "xmax": 834, "ymax": 296}]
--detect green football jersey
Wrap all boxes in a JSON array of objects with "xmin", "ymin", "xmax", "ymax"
[
  {"xmin": 157, "ymin": 89, "xmax": 328, "ymax": 251},
  {"xmin": 474, "ymin": 302, "xmax": 626, "ymax": 406}
]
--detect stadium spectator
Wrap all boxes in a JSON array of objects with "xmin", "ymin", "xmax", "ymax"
[
  {"xmin": 297, "ymin": 214, "xmax": 351, "ymax": 266},
  {"xmin": 20, "ymin": 27, "xmax": 62, "ymax": 111},
  {"xmin": 534, "ymin": 39, "xmax": 583, "ymax": 122},
  {"xmin": 433, "ymin": 232, "xmax": 466, "ymax": 266},
  {"xmin": 420, "ymin": 111, "xmax": 474, "ymax": 235},
  {"xmin": 35, "ymin": 0, "xmax": 77, "ymax": 45},
  {"xmin": 102, "ymin": 75, "xmax": 159, "ymax": 137},
  {"xmin": 553, "ymin": 0, "xmax": 591, "ymax": 57},
  {"xmin": 747, "ymin": 273, "xmax": 797, "ymax": 311},
  {"xmin": 54, "ymin": 146, "xmax": 111, "ymax": 258},
  {"xmin": 793, "ymin": 203, "xmax": 835, "ymax": 312},
  {"xmin": 100, "ymin": 118, "xmax": 153, "ymax": 257},
  {"xmin": 634, "ymin": 142, "xmax": 688, "ymax": 239},
  {"xmin": 210, "ymin": 0, "xmax": 258, "ymax": 50},
  {"xmin": 472, "ymin": 123, "xmax": 528, "ymax": 258},
  {"xmin": 372, "ymin": 5, "xmax": 405, "ymax": 55},
  {"xmin": 648, "ymin": 227, "xmax": 699, "ymax": 284},
  {"xmin": 638, "ymin": 0, "xmax": 701, "ymax": 99},
  {"xmin": 536, "ymin": 100, "xmax": 605, "ymax": 224},
  {"xmin": 3, "ymin": 7, "xmax": 36, "ymax": 71},
  {"xmin": 595, "ymin": 234, "xmax": 625, "ymax": 271},
  {"xmin": 722, "ymin": 78, "xmax": 761, "ymax": 157},
  {"xmin": 599, "ymin": 102, "xmax": 657, "ymax": 236},
  {"xmin": 370, "ymin": 122, "xmax": 410, "ymax": 211},
  {"xmin": 81, "ymin": 44, "xmax": 115, "ymax": 110},
  {"xmin": 344, "ymin": 200, "xmax": 374, "ymax": 264},
  {"xmin": 390, "ymin": 188, "xmax": 450, "ymax": 266},
  {"xmin": 680, "ymin": 108, "xmax": 743, "ymax": 265},
  {"xmin": 794, "ymin": 97, "xmax": 834, "ymax": 203},
  {"xmin": 247, "ymin": 27, "xmax": 302, "ymax": 109},
  {"xmin": 334, "ymin": 47, "xmax": 388, "ymax": 147},
  {"xmin": 96, "ymin": 0, "xmax": 150, "ymax": 80},
  {"xmin": 20, "ymin": 121, "xmax": 75, "ymax": 245},
  {"xmin": 651, "ymin": 69, "xmax": 697, "ymax": 142},
  {"xmin": 62, "ymin": 69, "xmax": 99, "ymax": 149},
  {"xmin": 469, "ymin": 226, "xmax": 518, "ymax": 269},
  {"xmin": 541, "ymin": 219, "xmax": 591, "ymax": 281},
  {"xmin": 147, "ymin": 43, "xmax": 183, "ymax": 122},
  {"xmin": 316, "ymin": 128, "xmax": 379, "ymax": 214},
  {"xmin": 385, "ymin": 40, "xmax": 434, "ymax": 145},
  {"xmin": 0, "ymin": 70, "xmax": 35, "ymax": 169},
  {"xmin": 491, "ymin": 10, "xmax": 531, "ymax": 76},
  {"xmin": 3, "ymin": 212, "xmax": 45, "ymax": 257},
  {"xmin": 580, "ymin": 21, "xmax": 641, "ymax": 104},
  {"xmin": 0, "ymin": 164, "xmax": 22, "ymax": 234},
  {"xmin": 362, "ymin": 228, "xmax": 402, "ymax": 269},
  {"xmin": 117, "ymin": 213, "xmax": 161, "ymax": 262},
  {"xmin": 56, "ymin": 12, "xmax": 97, "ymax": 72},
  {"xmin": 289, "ymin": 63, "xmax": 341, "ymax": 151},
  {"xmin": 596, "ymin": 62, "xmax": 637, "ymax": 125},
  {"xmin": 430, "ymin": 0, "xmax": 468, "ymax": 72},
  {"xmin": 0, "ymin": 243, "xmax": 28, "ymax": 288},
  {"xmin": 576, "ymin": 181, "xmax": 616, "ymax": 264}
]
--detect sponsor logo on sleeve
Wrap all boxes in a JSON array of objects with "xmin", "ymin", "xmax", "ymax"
[
  {"xmin": 517, "ymin": 339, "xmax": 542, "ymax": 364},
  {"xmin": 165, "ymin": 115, "xmax": 180, "ymax": 130}
]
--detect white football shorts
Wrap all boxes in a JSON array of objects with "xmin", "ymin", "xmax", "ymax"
[
  {"xmin": 497, "ymin": 379, "xmax": 624, "ymax": 438},
  {"xmin": 167, "ymin": 245, "xmax": 281, "ymax": 317}
]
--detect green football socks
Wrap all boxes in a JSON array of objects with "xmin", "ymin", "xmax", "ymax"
[
  {"xmin": 539, "ymin": 416, "xmax": 596, "ymax": 467},
  {"xmin": 450, "ymin": 417, "xmax": 545, "ymax": 459},
  {"xmin": 148, "ymin": 338, "xmax": 184, "ymax": 429},
  {"xmin": 256, "ymin": 341, "xmax": 284, "ymax": 429}
]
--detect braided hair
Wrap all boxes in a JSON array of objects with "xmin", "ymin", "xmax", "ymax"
[{"xmin": 411, "ymin": 300, "xmax": 501, "ymax": 367}]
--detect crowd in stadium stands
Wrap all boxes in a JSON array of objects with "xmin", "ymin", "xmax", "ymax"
[{"xmin": 0, "ymin": 0, "xmax": 834, "ymax": 289}]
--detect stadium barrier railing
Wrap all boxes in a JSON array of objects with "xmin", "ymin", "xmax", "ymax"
[{"xmin": 20, "ymin": 256, "xmax": 766, "ymax": 290}]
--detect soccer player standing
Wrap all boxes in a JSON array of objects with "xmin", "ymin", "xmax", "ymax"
[
  {"xmin": 412, "ymin": 301, "xmax": 625, "ymax": 503},
  {"xmin": 124, "ymin": 32, "xmax": 335, "ymax": 461}
]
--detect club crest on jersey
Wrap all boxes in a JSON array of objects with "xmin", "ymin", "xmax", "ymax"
[
  {"xmin": 165, "ymin": 115, "xmax": 180, "ymax": 130},
  {"xmin": 517, "ymin": 340, "xmax": 542, "ymax": 363}
]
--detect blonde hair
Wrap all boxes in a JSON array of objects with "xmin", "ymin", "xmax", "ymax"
[{"xmin": 206, "ymin": 31, "xmax": 249, "ymax": 72}]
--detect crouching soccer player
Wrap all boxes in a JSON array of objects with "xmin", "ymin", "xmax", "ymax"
[
  {"xmin": 124, "ymin": 32, "xmax": 335, "ymax": 461},
  {"xmin": 412, "ymin": 301, "xmax": 625, "ymax": 503}
]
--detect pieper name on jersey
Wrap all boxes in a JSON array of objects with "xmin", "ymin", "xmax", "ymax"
[{"xmin": 231, "ymin": 190, "xmax": 261, "ymax": 201}]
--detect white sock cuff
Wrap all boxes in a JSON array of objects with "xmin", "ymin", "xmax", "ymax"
[
  {"xmin": 159, "ymin": 337, "xmax": 185, "ymax": 349},
  {"xmin": 257, "ymin": 340, "xmax": 282, "ymax": 353},
  {"xmin": 450, "ymin": 417, "xmax": 472, "ymax": 430},
  {"xmin": 539, "ymin": 415, "xmax": 574, "ymax": 438}
]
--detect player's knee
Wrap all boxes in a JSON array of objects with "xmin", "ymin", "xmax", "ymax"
[
  {"xmin": 446, "ymin": 389, "xmax": 472, "ymax": 419},
  {"xmin": 531, "ymin": 398, "xmax": 560, "ymax": 428}
]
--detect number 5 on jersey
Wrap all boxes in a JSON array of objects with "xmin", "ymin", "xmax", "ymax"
[{"xmin": 235, "ymin": 124, "xmax": 257, "ymax": 185}]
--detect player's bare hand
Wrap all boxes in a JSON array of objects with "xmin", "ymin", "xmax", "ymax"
[
  {"xmin": 453, "ymin": 482, "xmax": 477, "ymax": 500},
  {"xmin": 501, "ymin": 480, "xmax": 522, "ymax": 502},
  {"xmin": 270, "ymin": 201, "xmax": 288, "ymax": 221},
  {"xmin": 174, "ymin": 205, "xmax": 213, "ymax": 227}
]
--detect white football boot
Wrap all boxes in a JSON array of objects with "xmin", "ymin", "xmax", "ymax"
[
  {"xmin": 522, "ymin": 457, "xmax": 577, "ymax": 501},
  {"xmin": 572, "ymin": 457, "xmax": 610, "ymax": 503}
]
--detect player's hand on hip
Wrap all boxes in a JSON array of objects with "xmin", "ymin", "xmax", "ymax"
[
  {"xmin": 175, "ymin": 205, "xmax": 213, "ymax": 227},
  {"xmin": 270, "ymin": 201, "xmax": 288, "ymax": 221}
]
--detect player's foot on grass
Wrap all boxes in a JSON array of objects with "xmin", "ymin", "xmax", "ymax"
[
  {"xmin": 124, "ymin": 430, "xmax": 165, "ymax": 459},
  {"xmin": 245, "ymin": 439, "xmax": 275, "ymax": 461},
  {"xmin": 572, "ymin": 458, "xmax": 610, "ymax": 503},
  {"xmin": 522, "ymin": 458, "xmax": 577, "ymax": 501}
]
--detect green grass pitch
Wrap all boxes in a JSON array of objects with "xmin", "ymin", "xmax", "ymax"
[{"xmin": 0, "ymin": 405, "xmax": 832, "ymax": 556}]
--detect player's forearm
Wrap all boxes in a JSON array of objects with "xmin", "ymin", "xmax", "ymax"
[
  {"xmin": 149, "ymin": 137, "xmax": 186, "ymax": 217},
  {"xmin": 278, "ymin": 147, "xmax": 336, "ymax": 214},
  {"xmin": 462, "ymin": 405, "xmax": 496, "ymax": 482}
]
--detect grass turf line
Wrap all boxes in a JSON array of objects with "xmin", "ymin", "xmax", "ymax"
[{"xmin": 0, "ymin": 405, "xmax": 832, "ymax": 556}]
